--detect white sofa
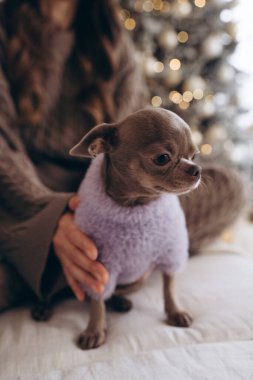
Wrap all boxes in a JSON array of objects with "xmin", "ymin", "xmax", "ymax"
[{"xmin": 1, "ymin": 220, "xmax": 253, "ymax": 380}]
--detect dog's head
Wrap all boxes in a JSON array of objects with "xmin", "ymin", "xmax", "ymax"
[{"xmin": 70, "ymin": 108, "xmax": 201, "ymax": 196}]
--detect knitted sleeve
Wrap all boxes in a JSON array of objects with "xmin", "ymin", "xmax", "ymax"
[
  {"xmin": 113, "ymin": 33, "xmax": 149, "ymax": 121},
  {"xmin": 0, "ymin": 57, "xmax": 70, "ymax": 300}
]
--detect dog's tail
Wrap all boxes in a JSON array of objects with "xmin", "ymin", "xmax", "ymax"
[{"xmin": 179, "ymin": 164, "xmax": 248, "ymax": 255}]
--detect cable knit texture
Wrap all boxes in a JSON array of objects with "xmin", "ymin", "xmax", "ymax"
[
  {"xmin": 0, "ymin": 18, "xmax": 147, "ymax": 298},
  {"xmin": 75, "ymin": 154, "xmax": 188, "ymax": 300}
]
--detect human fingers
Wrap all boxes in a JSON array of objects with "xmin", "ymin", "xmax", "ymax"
[
  {"xmin": 66, "ymin": 225, "xmax": 109, "ymax": 284},
  {"xmin": 61, "ymin": 254, "xmax": 105, "ymax": 294},
  {"xmin": 60, "ymin": 214, "xmax": 108, "ymax": 284},
  {"xmin": 68, "ymin": 245, "xmax": 109, "ymax": 285},
  {"xmin": 67, "ymin": 223, "xmax": 98, "ymax": 261},
  {"xmin": 63, "ymin": 269, "xmax": 85, "ymax": 302},
  {"xmin": 55, "ymin": 233, "xmax": 105, "ymax": 294},
  {"xmin": 59, "ymin": 231, "xmax": 108, "ymax": 284},
  {"xmin": 59, "ymin": 213, "xmax": 97, "ymax": 260},
  {"xmin": 68, "ymin": 195, "xmax": 80, "ymax": 211}
]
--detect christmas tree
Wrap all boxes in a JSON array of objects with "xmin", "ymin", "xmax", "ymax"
[{"xmin": 120, "ymin": 0, "xmax": 251, "ymax": 173}]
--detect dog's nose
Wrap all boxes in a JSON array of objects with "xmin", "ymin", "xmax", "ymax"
[{"xmin": 185, "ymin": 164, "xmax": 201, "ymax": 177}]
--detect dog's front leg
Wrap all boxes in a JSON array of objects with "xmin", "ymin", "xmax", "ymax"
[
  {"xmin": 77, "ymin": 298, "xmax": 107, "ymax": 350},
  {"xmin": 163, "ymin": 274, "xmax": 192, "ymax": 327}
]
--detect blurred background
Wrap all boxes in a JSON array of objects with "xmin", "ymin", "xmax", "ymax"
[{"xmin": 120, "ymin": 0, "xmax": 253, "ymax": 177}]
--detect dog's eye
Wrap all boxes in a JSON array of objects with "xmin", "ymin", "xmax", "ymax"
[{"xmin": 153, "ymin": 154, "xmax": 170, "ymax": 166}]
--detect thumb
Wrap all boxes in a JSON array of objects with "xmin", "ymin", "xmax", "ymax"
[{"xmin": 68, "ymin": 195, "xmax": 80, "ymax": 211}]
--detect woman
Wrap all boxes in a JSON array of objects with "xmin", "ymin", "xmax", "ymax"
[{"xmin": 0, "ymin": 0, "xmax": 244, "ymax": 312}]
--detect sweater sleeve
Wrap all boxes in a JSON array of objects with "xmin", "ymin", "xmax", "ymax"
[
  {"xmin": 0, "ymin": 61, "xmax": 71, "ymax": 300},
  {"xmin": 113, "ymin": 33, "xmax": 149, "ymax": 121}
]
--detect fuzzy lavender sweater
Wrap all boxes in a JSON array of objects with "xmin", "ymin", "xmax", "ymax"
[{"xmin": 75, "ymin": 154, "xmax": 189, "ymax": 300}]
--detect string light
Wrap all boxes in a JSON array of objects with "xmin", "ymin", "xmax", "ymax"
[
  {"xmin": 194, "ymin": 0, "xmax": 206, "ymax": 8},
  {"xmin": 179, "ymin": 101, "xmax": 190, "ymax": 110},
  {"xmin": 201, "ymin": 144, "xmax": 213, "ymax": 155},
  {"xmin": 153, "ymin": 61, "xmax": 164, "ymax": 73},
  {"xmin": 169, "ymin": 91, "xmax": 182, "ymax": 104},
  {"xmin": 124, "ymin": 18, "xmax": 136, "ymax": 31},
  {"xmin": 162, "ymin": 1, "xmax": 171, "ymax": 12},
  {"xmin": 177, "ymin": 31, "xmax": 189, "ymax": 43},
  {"xmin": 119, "ymin": 9, "xmax": 130, "ymax": 21},
  {"xmin": 143, "ymin": 1, "xmax": 154, "ymax": 12},
  {"xmin": 153, "ymin": 0, "xmax": 164, "ymax": 11},
  {"xmin": 169, "ymin": 58, "xmax": 181, "ymax": 70},
  {"xmin": 134, "ymin": 1, "xmax": 143, "ymax": 12},
  {"xmin": 193, "ymin": 89, "xmax": 204, "ymax": 100},
  {"xmin": 183, "ymin": 91, "xmax": 193, "ymax": 102},
  {"xmin": 151, "ymin": 96, "xmax": 162, "ymax": 107}
]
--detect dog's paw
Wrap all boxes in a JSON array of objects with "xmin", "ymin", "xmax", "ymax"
[
  {"xmin": 31, "ymin": 302, "xmax": 52, "ymax": 322},
  {"xmin": 167, "ymin": 311, "xmax": 192, "ymax": 328},
  {"xmin": 77, "ymin": 328, "xmax": 107, "ymax": 350}
]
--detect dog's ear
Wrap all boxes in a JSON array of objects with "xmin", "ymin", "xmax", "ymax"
[{"xmin": 69, "ymin": 123, "xmax": 118, "ymax": 158}]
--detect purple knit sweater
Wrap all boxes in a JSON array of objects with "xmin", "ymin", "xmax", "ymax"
[{"xmin": 75, "ymin": 154, "xmax": 189, "ymax": 300}]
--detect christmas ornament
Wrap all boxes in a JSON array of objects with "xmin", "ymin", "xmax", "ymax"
[
  {"xmin": 159, "ymin": 28, "xmax": 178, "ymax": 50},
  {"xmin": 202, "ymin": 34, "xmax": 224, "ymax": 59},
  {"xmin": 217, "ymin": 65, "xmax": 235, "ymax": 82}
]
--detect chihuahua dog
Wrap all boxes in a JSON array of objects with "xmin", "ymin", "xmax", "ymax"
[{"xmin": 70, "ymin": 108, "xmax": 201, "ymax": 350}]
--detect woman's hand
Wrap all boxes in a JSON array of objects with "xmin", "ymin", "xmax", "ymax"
[{"xmin": 53, "ymin": 195, "xmax": 109, "ymax": 301}]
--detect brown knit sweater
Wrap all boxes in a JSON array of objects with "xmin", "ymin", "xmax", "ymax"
[
  {"xmin": 0, "ymin": 24, "xmax": 245, "ymax": 302},
  {"xmin": 0, "ymin": 25, "xmax": 148, "ymax": 299}
]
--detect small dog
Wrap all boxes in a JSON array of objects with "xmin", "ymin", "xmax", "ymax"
[{"xmin": 70, "ymin": 108, "xmax": 201, "ymax": 350}]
